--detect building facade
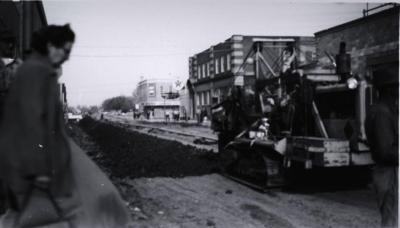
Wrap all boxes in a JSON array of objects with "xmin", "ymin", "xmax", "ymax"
[
  {"xmin": 313, "ymin": 5, "xmax": 399, "ymax": 142},
  {"xmin": 0, "ymin": 1, "xmax": 47, "ymax": 59},
  {"xmin": 314, "ymin": 5, "xmax": 399, "ymax": 80},
  {"xmin": 0, "ymin": 1, "xmax": 47, "ymax": 118},
  {"xmin": 188, "ymin": 35, "xmax": 315, "ymax": 119},
  {"xmin": 136, "ymin": 78, "xmax": 181, "ymax": 119}
]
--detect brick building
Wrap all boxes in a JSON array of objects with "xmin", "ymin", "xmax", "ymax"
[
  {"xmin": 314, "ymin": 5, "xmax": 399, "ymax": 81},
  {"xmin": 314, "ymin": 5, "xmax": 399, "ymax": 139},
  {"xmin": 188, "ymin": 35, "xmax": 315, "ymax": 119},
  {"xmin": 188, "ymin": 5, "xmax": 399, "ymax": 121}
]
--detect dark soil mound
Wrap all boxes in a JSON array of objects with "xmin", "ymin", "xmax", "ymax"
[{"xmin": 78, "ymin": 117, "xmax": 219, "ymax": 178}]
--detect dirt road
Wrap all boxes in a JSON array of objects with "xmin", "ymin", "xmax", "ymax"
[
  {"xmin": 71, "ymin": 118, "xmax": 380, "ymax": 228},
  {"xmin": 119, "ymin": 174, "xmax": 379, "ymax": 228}
]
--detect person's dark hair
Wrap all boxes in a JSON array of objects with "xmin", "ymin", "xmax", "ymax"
[{"xmin": 31, "ymin": 24, "xmax": 75, "ymax": 55}]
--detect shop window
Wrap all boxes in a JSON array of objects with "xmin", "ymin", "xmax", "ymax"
[
  {"xmin": 197, "ymin": 67, "xmax": 201, "ymax": 79},
  {"xmin": 214, "ymin": 89, "xmax": 220, "ymax": 103},
  {"xmin": 197, "ymin": 93, "xmax": 201, "ymax": 106},
  {"xmin": 227, "ymin": 54, "xmax": 231, "ymax": 70},
  {"xmin": 221, "ymin": 56, "xmax": 225, "ymax": 73},
  {"xmin": 215, "ymin": 59, "xmax": 219, "ymax": 74},
  {"xmin": 148, "ymin": 83, "xmax": 156, "ymax": 97}
]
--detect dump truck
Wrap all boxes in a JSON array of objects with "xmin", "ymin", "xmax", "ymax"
[{"xmin": 211, "ymin": 40, "xmax": 375, "ymax": 190}]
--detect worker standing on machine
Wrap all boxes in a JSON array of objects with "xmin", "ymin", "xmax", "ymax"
[{"xmin": 365, "ymin": 67, "xmax": 398, "ymax": 228}]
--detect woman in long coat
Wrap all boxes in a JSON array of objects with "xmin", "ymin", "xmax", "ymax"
[{"xmin": 0, "ymin": 25, "xmax": 131, "ymax": 227}]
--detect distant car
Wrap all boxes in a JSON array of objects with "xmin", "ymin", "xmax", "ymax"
[{"xmin": 68, "ymin": 112, "xmax": 83, "ymax": 122}]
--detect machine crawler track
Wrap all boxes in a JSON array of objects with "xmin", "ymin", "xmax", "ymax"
[{"xmin": 219, "ymin": 146, "xmax": 286, "ymax": 191}]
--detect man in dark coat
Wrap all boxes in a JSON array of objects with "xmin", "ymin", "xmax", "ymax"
[
  {"xmin": 365, "ymin": 66, "xmax": 398, "ymax": 227},
  {"xmin": 0, "ymin": 24, "xmax": 132, "ymax": 228},
  {"xmin": 0, "ymin": 24, "xmax": 78, "ymax": 227}
]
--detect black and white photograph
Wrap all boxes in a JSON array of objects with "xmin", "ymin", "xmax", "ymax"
[{"xmin": 0, "ymin": 0, "xmax": 398, "ymax": 227}]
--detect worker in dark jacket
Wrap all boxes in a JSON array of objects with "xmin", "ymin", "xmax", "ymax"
[{"xmin": 365, "ymin": 67, "xmax": 398, "ymax": 228}]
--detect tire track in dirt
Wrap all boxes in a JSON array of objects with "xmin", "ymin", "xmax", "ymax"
[
  {"xmin": 240, "ymin": 204, "xmax": 295, "ymax": 228},
  {"xmin": 131, "ymin": 176, "xmax": 298, "ymax": 228},
  {"xmin": 176, "ymin": 176, "xmax": 297, "ymax": 228},
  {"xmin": 133, "ymin": 175, "xmax": 379, "ymax": 228}
]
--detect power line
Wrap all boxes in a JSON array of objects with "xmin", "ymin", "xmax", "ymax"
[
  {"xmin": 70, "ymin": 48, "xmax": 237, "ymax": 58},
  {"xmin": 71, "ymin": 52, "xmax": 193, "ymax": 58}
]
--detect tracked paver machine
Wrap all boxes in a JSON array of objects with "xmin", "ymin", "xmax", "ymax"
[{"xmin": 211, "ymin": 39, "xmax": 375, "ymax": 190}]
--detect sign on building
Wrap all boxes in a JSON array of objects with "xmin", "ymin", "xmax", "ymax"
[
  {"xmin": 173, "ymin": 80, "xmax": 184, "ymax": 91},
  {"xmin": 148, "ymin": 83, "xmax": 156, "ymax": 97}
]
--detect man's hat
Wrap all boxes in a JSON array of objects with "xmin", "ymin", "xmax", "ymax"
[{"xmin": 373, "ymin": 65, "xmax": 399, "ymax": 88}]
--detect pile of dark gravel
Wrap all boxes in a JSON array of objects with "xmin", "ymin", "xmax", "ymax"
[{"xmin": 77, "ymin": 117, "xmax": 220, "ymax": 179}]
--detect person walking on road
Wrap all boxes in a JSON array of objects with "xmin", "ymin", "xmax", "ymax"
[
  {"xmin": 365, "ymin": 67, "xmax": 398, "ymax": 228},
  {"xmin": 165, "ymin": 110, "xmax": 171, "ymax": 123}
]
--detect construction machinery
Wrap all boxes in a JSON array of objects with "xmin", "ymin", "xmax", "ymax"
[{"xmin": 211, "ymin": 39, "xmax": 375, "ymax": 191}]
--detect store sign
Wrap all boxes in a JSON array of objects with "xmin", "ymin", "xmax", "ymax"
[
  {"xmin": 148, "ymin": 83, "xmax": 156, "ymax": 97},
  {"xmin": 234, "ymin": 75, "xmax": 244, "ymax": 86},
  {"xmin": 173, "ymin": 80, "xmax": 184, "ymax": 90}
]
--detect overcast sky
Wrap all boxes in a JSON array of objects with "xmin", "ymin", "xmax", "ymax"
[{"xmin": 43, "ymin": 0, "xmax": 386, "ymax": 107}]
